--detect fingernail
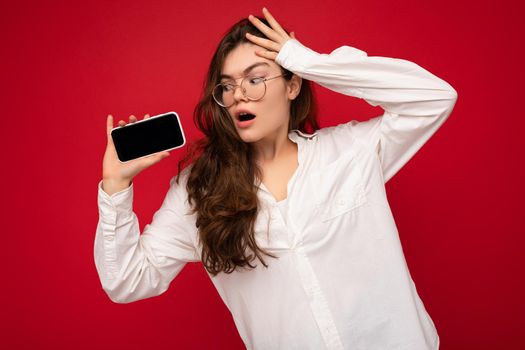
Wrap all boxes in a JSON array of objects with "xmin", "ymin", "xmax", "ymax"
[{"xmin": 263, "ymin": 7, "xmax": 267, "ymax": 11}]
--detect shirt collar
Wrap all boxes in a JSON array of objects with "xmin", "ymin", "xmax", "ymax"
[
  {"xmin": 289, "ymin": 129, "xmax": 318, "ymax": 142},
  {"xmin": 256, "ymin": 129, "xmax": 316, "ymax": 199}
]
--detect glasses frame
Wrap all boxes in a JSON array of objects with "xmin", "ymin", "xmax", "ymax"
[{"xmin": 212, "ymin": 73, "xmax": 289, "ymax": 108}]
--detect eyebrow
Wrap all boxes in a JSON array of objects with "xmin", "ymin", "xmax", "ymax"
[{"xmin": 220, "ymin": 62, "xmax": 271, "ymax": 80}]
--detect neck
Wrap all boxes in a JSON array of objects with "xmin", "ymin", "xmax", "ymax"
[{"xmin": 254, "ymin": 126, "xmax": 295, "ymax": 164}]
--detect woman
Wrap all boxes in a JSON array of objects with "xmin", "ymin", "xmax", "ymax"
[{"xmin": 96, "ymin": 7, "xmax": 457, "ymax": 350}]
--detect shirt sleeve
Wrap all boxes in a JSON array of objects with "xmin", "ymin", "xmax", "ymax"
[
  {"xmin": 94, "ymin": 173, "xmax": 200, "ymax": 303},
  {"xmin": 276, "ymin": 39, "xmax": 458, "ymax": 183}
]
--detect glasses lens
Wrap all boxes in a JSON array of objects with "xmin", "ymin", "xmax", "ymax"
[
  {"xmin": 241, "ymin": 76, "xmax": 266, "ymax": 101},
  {"xmin": 212, "ymin": 76, "xmax": 268, "ymax": 107},
  {"xmin": 213, "ymin": 84, "xmax": 231, "ymax": 107}
]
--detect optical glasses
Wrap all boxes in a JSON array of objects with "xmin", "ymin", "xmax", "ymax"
[{"xmin": 212, "ymin": 73, "xmax": 288, "ymax": 108}]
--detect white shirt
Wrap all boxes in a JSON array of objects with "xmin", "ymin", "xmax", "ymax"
[
  {"xmin": 94, "ymin": 38, "xmax": 457, "ymax": 350},
  {"xmin": 276, "ymin": 198, "xmax": 289, "ymax": 226}
]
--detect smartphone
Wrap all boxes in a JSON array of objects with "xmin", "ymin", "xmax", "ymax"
[{"xmin": 111, "ymin": 111, "xmax": 186, "ymax": 163}]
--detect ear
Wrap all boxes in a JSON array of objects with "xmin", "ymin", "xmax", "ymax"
[{"xmin": 286, "ymin": 74, "xmax": 302, "ymax": 100}]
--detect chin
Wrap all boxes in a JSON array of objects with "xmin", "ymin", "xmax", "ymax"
[
  {"xmin": 238, "ymin": 132, "xmax": 262, "ymax": 144},
  {"xmin": 237, "ymin": 127, "xmax": 270, "ymax": 143}
]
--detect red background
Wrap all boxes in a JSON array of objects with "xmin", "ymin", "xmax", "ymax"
[{"xmin": 2, "ymin": 0, "xmax": 523, "ymax": 349}]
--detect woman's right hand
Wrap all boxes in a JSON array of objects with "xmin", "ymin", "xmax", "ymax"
[{"xmin": 102, "ymin": 114, "xmax": 171, "ymax": 186}]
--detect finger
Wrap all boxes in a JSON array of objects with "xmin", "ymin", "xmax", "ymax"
[
  {"xmin": 106, "ymin": 115, "xmax": 113, "ymax": 137},
  {"xmin": 255, "ymin": 50, "xmax": 278, "ymax": 61},
  {"xmin": 118, "ymin": 120, "xmax": 126, "ymax": 127},
  {"xmin": 248, "ymin": 15, "xmax": 282, "ymax": 42},
  {"xmin": 144, "ymin": 113, "xmax": 150, "ymax": 119},
  {"xmin": 290, "ymin": 31, "xmax": 296, "ymax": 39},
  {"xmin": 145, "ymin": 151, "xmax": 171, "ymax": 165},
  {"xmin": 107, "ymin": 115, "xmax": 116, "ymax": 145},
  {"xmin": 245, "ymin": 33, "xmax": 281, "ymax": 52},
  {"xmin": 261, "ymin": 7, "xmax": 289, "ymax": 38},
  {"xmin": 129, "ymin": 115, "xmax": 137, "ymax": 123}
]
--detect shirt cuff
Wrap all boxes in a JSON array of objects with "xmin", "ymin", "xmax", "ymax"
[
  {"xmin": 275, "ymin": 39, "xmax": 320, "ymax": 73},
  {"xmin": 97, "ymin": 179, "xmax": 134, "ymax": 222}
]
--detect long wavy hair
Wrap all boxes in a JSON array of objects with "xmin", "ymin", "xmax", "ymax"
[{"xmin": 176, "ymin": 16, "xmax": 319, "ymax": 276}]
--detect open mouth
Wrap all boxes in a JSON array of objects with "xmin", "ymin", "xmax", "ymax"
[{"xmin": 238, "ymin": 113, "xmax": 256, "ymax": 121}]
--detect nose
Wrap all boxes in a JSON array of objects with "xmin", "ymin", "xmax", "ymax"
[{"xmin": 232, "ymin": 84, "xmax": 248, "ymax": 103}]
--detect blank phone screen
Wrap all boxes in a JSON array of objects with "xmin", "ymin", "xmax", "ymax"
[{"xmin": 111, "ymin": 112, "xmax": 185, "ymax": 163}]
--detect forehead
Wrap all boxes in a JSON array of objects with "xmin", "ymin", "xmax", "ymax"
[{"xmin": 221, "ymin": 42, "xmax": 278, "ymax": 77}]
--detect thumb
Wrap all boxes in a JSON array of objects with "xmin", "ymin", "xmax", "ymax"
[
  {"xmin": 290, "ymin": 31, "xmax": 297, "ymax": 39},
  {"xmin": 106, "ymin": 114, "xmax": 115, "ymax": 145},
  {"xmin": 146, "ymin": 151, "xmax": 171, "ymax": 165}
]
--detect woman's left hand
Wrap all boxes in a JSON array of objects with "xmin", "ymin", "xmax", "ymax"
[{"xmin": 245, "ymin": 7, "xmax": 297, "ymax": 61}]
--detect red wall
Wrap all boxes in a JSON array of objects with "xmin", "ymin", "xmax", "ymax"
[{"xmin": 2, "ymin": 0, "xmax": 523, "ymax": 349}]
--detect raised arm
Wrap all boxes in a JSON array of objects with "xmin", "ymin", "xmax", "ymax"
[
  {"xmin": 275, "ymin": 38, "xmax": 457, "ymax": 182},
  {"xmin": 94, "ymin": 173, "xmax": 200, "ymax": 303},
  {"xmin": 244, "ymin": 8, "xmax": 458, "ymax": 183}
]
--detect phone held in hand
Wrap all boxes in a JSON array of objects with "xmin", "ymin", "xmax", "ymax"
[{"xmin": 111, "ymin": 111, "xmax": 186, "ymax": 163}]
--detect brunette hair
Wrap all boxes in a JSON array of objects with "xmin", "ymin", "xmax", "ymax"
[{"xmin": 176, "ymin": 16, "xmax": 319, "ymax": 276}]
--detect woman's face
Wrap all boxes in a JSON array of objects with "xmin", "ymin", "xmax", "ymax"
[{"xmin": 220, "ymin": 42, "xmax": 299, "ymax": 144}]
